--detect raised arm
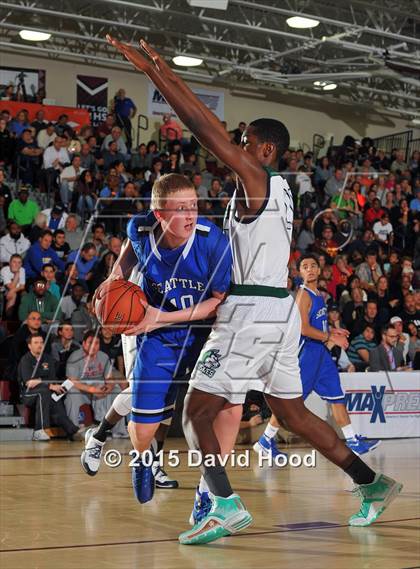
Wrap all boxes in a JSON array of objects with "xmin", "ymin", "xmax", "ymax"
[{"xmin": 106, "ymin": 36, "xmax": 266, "ymax": 209}]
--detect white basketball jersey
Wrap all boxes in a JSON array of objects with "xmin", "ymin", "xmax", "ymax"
[{"xmin": 226, "ymin": 168, "xmax": 294, "ymax": 288}]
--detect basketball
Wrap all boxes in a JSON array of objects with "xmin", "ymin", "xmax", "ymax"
[{"xmin": 94, "ymin": 280, "xmax": 147, "ymax": 334}]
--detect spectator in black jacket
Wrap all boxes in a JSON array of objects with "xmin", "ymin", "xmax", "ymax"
[
  {"xmin": 352, "ymin": 299, "xmax": 382, "ymax": 341},
  {"xmin": 18, "ymin": 333, "xmax": 79, "ymax": 441},
  {"xmin": 342, "ymin": 287, "xmax": 365, "ymax": 335},
  {"xmin": 9, "ymin": 311, "xmax": 47, "ymax": 380},
  {"xmin": 50, "ymin": 323, "xmax": 80, "ymax": 381}
]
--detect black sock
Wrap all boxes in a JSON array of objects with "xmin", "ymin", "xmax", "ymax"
[
  {"xmin": 156, "ymin": 440, "xmax": 164, "ymax": 453},
  {"xmin": 344, "ymin": 456, "xmax": 376, "ymax": 485},
  {"xmin": 94, "ymin": 419, "xmax": 113, "ymax": 443},
  {"xmin": 204, "ymin": 465, "xmax": 233, "ymax": 498}
]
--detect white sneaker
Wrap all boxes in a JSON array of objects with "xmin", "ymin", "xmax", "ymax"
[
  {"xmin": 32, "ymin": 429, "xmax": 50, "ymax": 441},
  {"xmin": 80, "ymin": 427, "xmax": 105, "ymax": 476},
  {"xmin": 155, "ymin": 465, "xmax": 179, "ymax": 489}
]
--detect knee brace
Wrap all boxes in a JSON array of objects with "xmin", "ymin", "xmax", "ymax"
[{"xmin": 112, "ymin": 387, "xmax": 132, "ymax": 417}]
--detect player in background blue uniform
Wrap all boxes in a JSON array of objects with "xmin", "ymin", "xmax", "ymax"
[
  {"xmin": 254, "ymin": 253, "xmax": 380, "ymax": 457},
  {"xmin": 82, "ymin": 174, "xmax": 241, "ymax": 505}
]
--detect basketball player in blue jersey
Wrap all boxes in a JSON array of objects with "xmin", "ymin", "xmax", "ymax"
[
  {"xmin": 107, "ymin": 35, "xmax": 402, "ymax": 544},
  {"xmin": 254, "ymin": 253, "xmax": 380, "ymax": 458},
  {"xmin": 82, "ymin": 173, "xmax": 241, "ymax": 504}
]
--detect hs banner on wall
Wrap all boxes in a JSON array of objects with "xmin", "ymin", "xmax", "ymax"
[
  {"xmin": 148, "ymin": 84, "xmax": 224, "ymax": 120},
  {"xmin": 76, "ymin": 75, "xmax": 108, "ymax": 127}
]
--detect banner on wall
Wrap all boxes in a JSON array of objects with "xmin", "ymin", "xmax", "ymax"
[
  {"xmin": 76, "ymin": 75, "xmax": 108, "ymax": 127},
  {"xmin": 341, "ymin": 372, "xmax": 420, "ymax": 438},
  {"xmin": 0, "ymin": 101, "xmax": 90, "ymax": 133},
  {"xmin": 148, "ymin": 84, "xmax": 224, "ymax": 120},
  {"xmin": 0, "ymin": 66, "xmax": 46, "ymax": 101},
  {"xmin": 306, "ymin": 372, "xmax": 420, "ymax": 438}
]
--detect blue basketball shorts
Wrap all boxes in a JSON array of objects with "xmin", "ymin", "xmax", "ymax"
[
  {"xmin": 299, "ymin": 343, "xmax": 345, "ymax": 404},
  {"xmin": 131, "ymin": 329, "xmax": 208, "ymax": 424}
]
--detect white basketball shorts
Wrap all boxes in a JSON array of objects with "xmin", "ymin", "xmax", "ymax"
[{"xmin": 188, "ymin": 294, "xmax": 303, "ymax": 404}]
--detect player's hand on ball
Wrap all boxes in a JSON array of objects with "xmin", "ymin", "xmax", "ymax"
[
  {"xmin": 124, "ymin": 304, "xmax": 163, "ymax": 335},
  {"xmin": 93, "ymin": 275, "xmax": 123, "ymax": 309}
]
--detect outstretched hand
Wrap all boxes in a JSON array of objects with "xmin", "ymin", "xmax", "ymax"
[{"xmin": 106, "ymin": 35, "xmax": 163, "ymax": 74}]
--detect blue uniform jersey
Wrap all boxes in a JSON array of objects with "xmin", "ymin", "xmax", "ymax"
[
  {"xmin": 127, "ymin": 211, "xmax": 232, "ymax": 334},
  {"xmin": 300, "ymin": 285, "xmax": 328, "ymax": 348},
  {"xmin": 299, "ymin": 285, "xmax": 345, "ymax": 403},
  {"xmin": 127, "ymin": 211, "xmax": 233, "ymax": 424}
]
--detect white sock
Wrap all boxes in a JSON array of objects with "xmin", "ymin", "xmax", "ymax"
[
  {"xmin": 263, "ymin": 422, "xmax": 279, "ymax": 440},
  {"xmin": 199, "ymin": 476, "xmax": 209, "ymax": 494},
  {"xmin": 342, "ymin": 424, "xmax": 356, "ymax": 440}
]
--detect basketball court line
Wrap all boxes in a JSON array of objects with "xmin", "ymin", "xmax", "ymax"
[{"xmin": 1, "ymin": 517, "xmax": 418, "ymax": 554}]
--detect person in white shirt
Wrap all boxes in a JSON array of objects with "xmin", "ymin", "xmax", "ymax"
[
  {"xmin": 390, "ymin": 316, "xmax": 410, "ymax": 364},
  {"xmin": 0, "ymin": 254, "xmax": 25, "ymax": 316},
  {"xmin": 37, "ymin": 123, "xmax": 57, "ymax": 150},
  {"xmin": 297, "ymin": 171, "xmax": 313, "ymax": 196},
  {"xmin": 101, "ymin": 126, "xmax": 128, "ymax": 156},
  {"xmin": 43, "ymin": 136, "xmax": 70, "ymax": 170},
  {"xmin": 297, "ymin": 166, "xmax": 314, "ymax": 217},
  {"xmin": 60, "ymin": 283, "xmax": 86, "ymax": 320},
  {"xmin": 60, "ymin": 155, "xmax": 85, "ymax": 209},
  {"xmin": 43, "ymin": 136, "xmax": 70, "ymax": 196},
  {"xmin": 0, "ymin": 221, "xmax": 31, "ymax": 264},
  {"xmin": 64, "ymin": 214, "xmax": 84, "ymax": 251},
  {"xmin": 41, "ymin": 205, "xmax": 68, "ymax": 230},
  {"xmin": 373, "ymin": 213, "xmax": 393, "ymax": 246}
]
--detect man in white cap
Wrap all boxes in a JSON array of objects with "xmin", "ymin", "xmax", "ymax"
[{"xmin": 390, "ymin": 316, "xmax": 410, "ymax": 363}]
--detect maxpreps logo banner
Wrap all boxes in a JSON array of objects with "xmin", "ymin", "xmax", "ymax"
[
  {"xmin": 341, "ymin": 372, "xmax": 420, "ymax": 438},
  {"xmin": 77, "ymin": 75, "xmax": 108, "ymax": 127}
]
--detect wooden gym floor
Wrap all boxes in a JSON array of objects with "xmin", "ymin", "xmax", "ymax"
[{"xmin": 1, "ymin": 438, "xmax": 419, "ymax": 569}]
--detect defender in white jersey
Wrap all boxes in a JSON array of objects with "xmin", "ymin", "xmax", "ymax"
[
  {"xmin": 108, "ymin": 35, "xmax": 402, "ymax": 546},
  {"xmin": 189, "ymin": 167, "xmax": 301, "ymax": 402}
]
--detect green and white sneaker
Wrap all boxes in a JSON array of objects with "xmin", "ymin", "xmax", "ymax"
[
  {"xmin": 349, "ymin": 473, "xmax": 403, "ymax": 527},
  {"xmin": 179, "ymin": 494, "xmax": 252, "ymax": 545}
]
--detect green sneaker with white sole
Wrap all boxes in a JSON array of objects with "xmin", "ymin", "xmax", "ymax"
[
  {"xmin": 349, "ymin": 473, "xmax": 403, "ymax": 527},
  {"xmin": 179, "ymin": 494, "xmax": 252, "ymax": 545}
]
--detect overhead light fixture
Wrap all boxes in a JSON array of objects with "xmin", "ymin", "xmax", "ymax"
[
  {"xmin": 313, "ymin": 81, "xmax": 337, "ymax": 91},
  {"xmin": 286, "ymin": 16, "xmax": 319, "ymax": 29},
  {"xmin": 172, "ymin": 55, "xmax": 203, "ymax": 67},
  {"xmin": 187, "ymin": 0, "xmax": 229, "ymax": 8},
  {"xmin": 19, "ymin": 30, "xmax": 51, "ymax": 41}
]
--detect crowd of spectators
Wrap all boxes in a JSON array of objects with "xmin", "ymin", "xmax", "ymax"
[{"xmin": 0, "ymin": 91, "xmax": 419, "ymax": 440}]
